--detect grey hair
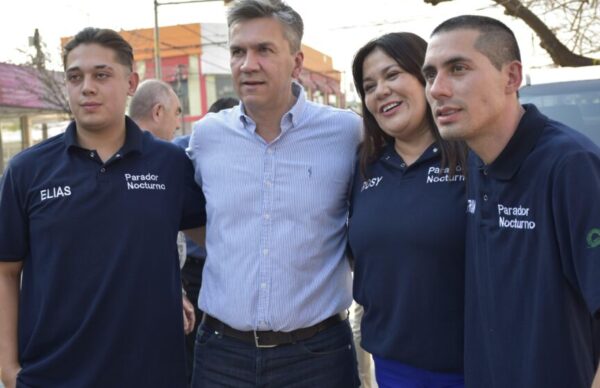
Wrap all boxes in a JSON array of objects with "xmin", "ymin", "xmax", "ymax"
[
  {"xmin": 227, "ymin": 0, "xmax": 303, "ymax": 52},
  {"xmin": 129, "ymin": 79, "xmax": 174, "ymax": 121}
]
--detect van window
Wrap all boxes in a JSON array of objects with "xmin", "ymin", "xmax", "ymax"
[{"xmin": 519, "ymin": 80, "xmax": 600, "ymax": 146}]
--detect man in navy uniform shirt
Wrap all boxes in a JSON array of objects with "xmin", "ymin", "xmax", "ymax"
[
  {"xmin": 423, "ymin": 15, "xmax": 600, "ymax": 388},
  {"xmin": 129, "ymin": 78, "xmax": 198, "ymax": 339},
  {"xmin": 0, "ymin": 28, "xmax": 205, "ymax": 388}
]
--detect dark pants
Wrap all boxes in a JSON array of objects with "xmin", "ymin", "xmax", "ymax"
[
  {"xmin": 182, "ymin": 256, "xmax": 205, "ymax": 385},
  {"xmin": 191, "ymin": 318, "xmax": 359, "ymax": 388}
]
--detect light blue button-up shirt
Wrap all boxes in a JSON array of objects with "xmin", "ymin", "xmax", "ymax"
[{"xmin": 188, "ymin": 83, "xmax": 362, "ymax": 331}]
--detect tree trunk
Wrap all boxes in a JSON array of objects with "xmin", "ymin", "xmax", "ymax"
[{"xmin": 495, "ymin": 0, "xmax": 596, "ymax": 66}]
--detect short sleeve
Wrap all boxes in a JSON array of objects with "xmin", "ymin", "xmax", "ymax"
[
  {"xmin": 179, "ymin": 155, "xmax": 206, "ymax": 230},
  {"xmin": 552, "ymin": 150, "xmax": 600, "ymax": 317},
  {"xmin": 0, "ymin": 165, "xmax": 29, "ymax": 261}
]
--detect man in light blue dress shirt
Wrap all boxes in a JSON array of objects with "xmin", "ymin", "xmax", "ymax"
[{"xmin": 187, "ymin": 1, "xmax": 362, "ymax": 386}]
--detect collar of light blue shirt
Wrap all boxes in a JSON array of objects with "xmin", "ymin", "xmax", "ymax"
[{"xmin": 238, "ymin": 81, "xmax": 306, "ymax": 134}]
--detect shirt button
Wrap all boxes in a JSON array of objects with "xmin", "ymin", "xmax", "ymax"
[
  {"xmin": 483, "ymin": 194, "xmax": 488, "ymax": 201},
  {"xmin": 264, "ymin": 213, "xmax": 270, "ymax": 220},
  {"xmin": 264, "ymin": 180, "xmax": 272, "ymax": 187},
  {"xmin": 116, "ymin": 153, "xmax": 121, "ymax": 158},
  {"xmin": 263, "ymin": 248, "xmax": 269, "ymax": 256},
  {"xmin": 100, "ymin": 167, "xmax": 106, "ymax": 173},
  {"xmin": 267, "ymin": 149, "xmax": 273, "ymax": 155},
  {"xmin": 89, "ymin": 152, "xmax": 94, "ymax": 158},
  {"xmin": 483, "ymin": 169, "xmax": 488, "ymax": 175},
  {"xmin": 260, "ymin": 283, "xmax": 267, "ymax": 289},
  {"xmin": 433, "ymin": 147, "xmax": 438, "ymax": 153},
  {"xmin": 400, "ymin": 163, "xmax": 406, "ymax": 168}
]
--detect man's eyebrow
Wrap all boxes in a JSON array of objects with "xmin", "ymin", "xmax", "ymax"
[
  {"xmin": 422, "ymin": 63, "xmax": 435, "ymax": 74},
  {"xmin": 230, "ymin": 41, "xmax": 275, "ymax": 50},
  {"xmin": 443, "ymin": 56, "xmax": 471, "ymax": 66},
  {"xmin": 422, "ymin": 56, "xmax": 471, "ymax": 74},
  {"xmin": 66, "ymin": 64, "xmax": 113, "ymax": 72}
]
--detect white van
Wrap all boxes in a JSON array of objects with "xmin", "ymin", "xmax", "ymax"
[{"xmin": 519, "ymin": 66, "xmax": 600, "ymax": 145}]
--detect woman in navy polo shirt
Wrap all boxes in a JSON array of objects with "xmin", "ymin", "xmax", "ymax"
[{"xmin": 349, "ymin": 32, "xmax": 467, "ymax": 388}]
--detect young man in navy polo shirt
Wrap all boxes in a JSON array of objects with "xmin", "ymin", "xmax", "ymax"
[
  {"xmin": 423, "ymin": 15, "xmax": 600, "ymax": 388},
  {"xmin": 0, "ymin": 28, "xmax": 205, "ymax": 388}
]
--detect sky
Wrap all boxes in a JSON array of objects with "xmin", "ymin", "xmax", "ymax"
[{"xmin": 0, "ymin": 0, "xmax": 556, "ymax": 91}]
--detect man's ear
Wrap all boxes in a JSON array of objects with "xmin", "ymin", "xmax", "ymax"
[
  {"xmin": 128, "ymin": 71, "xmax": 140, "ymax": 96},
  {"xmin": 152, "ymin": 104, "xmax": 163, "ymax": 122},
  {"xmin": 291, "ymin": 50, "xmax": 304, "ymax": 79},
  {"xmin": 505, "ymin": 60, "xmax": 522, "ymax": 95}
]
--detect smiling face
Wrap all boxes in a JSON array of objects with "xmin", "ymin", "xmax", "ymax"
[
  {"xmin": 423, "ymin": 29, "xmax": 513, "ymax": 143},
  {"xmin": 362, "ymin": 48, "xmax": 431, "ymax": 142},
  {"xmin": 229, "ymin": 17, "xmax": 303, "ymax": 117},
  {"xmin": 65, "ymin": 43, "xmax": 138, "ymax": 134}
]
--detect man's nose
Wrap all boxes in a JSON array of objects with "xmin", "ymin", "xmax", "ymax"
[{"xmin": 240, "ymin": 51, "xmax": 260, "ymax": 72}]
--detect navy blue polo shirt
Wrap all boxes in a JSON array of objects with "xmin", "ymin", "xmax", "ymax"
[
  {"xmin": 348, "ymin": 143, "xmax": 466, "ymax": 373},
  {"xmin": 0, "ymin": 117, "xmax": 206, "ymax": 388},
  {"xmin": 464, "ymin": 104, "xmax": 600, "ymax": 388},
  {"xmin": 172, "ymin": 134, "xmax": 206, "ymax": 260}
]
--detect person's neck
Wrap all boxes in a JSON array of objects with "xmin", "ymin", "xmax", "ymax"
[
  {"xmin": 76, "ymin": 120, "xmax": 127, "ymax": 163},
  {"xmin": 134, "ymin": 118, "xmax": 154, "ymax": 133},
  {"xmin": 246, "ymin": 92, "xmax": 297, "ymax": 143},
  {"xmin": 469, "ymin": 103, "xmax": 526, "ymax": 165},
  {"xmin": 394, "ymin": 125, "xmax": 436, "ymax": 167}
]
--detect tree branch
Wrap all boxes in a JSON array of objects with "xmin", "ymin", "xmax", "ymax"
[
  {"xmin": 495, "ymin": 0, "xmax": 597, "ymax": 66},
  {"xmin": 424, "ymin": 0, "xmax": 600, "ymax": 66}
]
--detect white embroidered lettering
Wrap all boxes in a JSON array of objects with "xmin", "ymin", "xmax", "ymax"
[
  {"xmin": 497, "ymin": 203, "xmax": 536, "ymax": 230},
  {"xmin": 361, "ymin": 176, "xmax": 384, "ymax": 192},
  {"xmin": 40, "ymin": 186, "xmax": 72, "ymax": 202},
  {"xmin": 124, "ymin": 173, "xmax": 166, "ymax": 191}
]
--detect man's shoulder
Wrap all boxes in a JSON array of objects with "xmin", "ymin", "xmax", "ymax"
[
  {"xmin": 134, "ymin": 132, "xmax": 191, "ymax": 175},
  {"xmin": 537, "ymin": 118, "xmax": 600, "ymax": 159},
  {"xmin": 194, "ymin": 107, "xmax": 239, "ymax": 130},
  {"xmin": 172, "ymin": 134, "xmax": 191, "ymax": 149},
  {"xmin": 142, "ymin": 131, "xmax": 187, "ymax": 155},
  {"xmin": 189, "ymin": 108, "xmax": 241, "ymax": 149},
  {"xmin": 8, "ymin": 133, "xmax": 67, "ymax": 171},
  {"xmin": 302, "ymin": 102, "xmax": 362, "ymax": 135},
  {"xmin": 305, "ymin": 101, "xmax": 360, "ymax": 121},
  {"xmin": 516, "ymin": 118, "xmax": 600, "ymax": 191},
  {"xmin": 1, "ymin": 134, "xmax": 67, "ymax": 192}
]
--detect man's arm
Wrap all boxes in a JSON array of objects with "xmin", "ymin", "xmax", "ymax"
[
  {"xmin": 592, "ymin": 361, "xmax": 600, "ymax": 388},
  {"xmin": 182, "ymin": 294, "xmax": 196, "ymax": 335},
  {"xmin": 0, "ymin": 261, "xmax": 23, "ymax": 388},
  {"xmin": 180, "ymin": 227, "xmax": 203, "ymax": 334},
  {"xmin": 183, "ymin": 227, "xmax": 205, "ymax": 248}
]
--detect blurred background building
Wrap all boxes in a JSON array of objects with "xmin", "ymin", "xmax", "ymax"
[
  {"xmin": 0, "ymin": 22, "xmax": 346, "ymax": 172},
  {"xmin": 117, "ymin": 23, "xmax": 346, "ymax": 134},
  {"xmin": 116, "ymin": 23, "xmax": 345, "ymax": 134}
]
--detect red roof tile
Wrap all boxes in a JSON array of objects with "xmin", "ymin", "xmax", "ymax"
[{"xmin": 0, "ymin": 62, "xmax": 65, "ymax": 111}]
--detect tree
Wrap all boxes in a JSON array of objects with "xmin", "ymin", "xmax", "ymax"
[
  {"xmin": 18, "ymin": 29, "xmax": 71, "ymax": 114},
  {"xmin": 424, "ymin": 0, "xmax": 600, "ymax": 67}
]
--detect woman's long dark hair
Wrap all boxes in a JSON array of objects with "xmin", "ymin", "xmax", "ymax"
[{"xmin": 351, "ymin": 32, "xmax": 467, "ymax": 178}]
